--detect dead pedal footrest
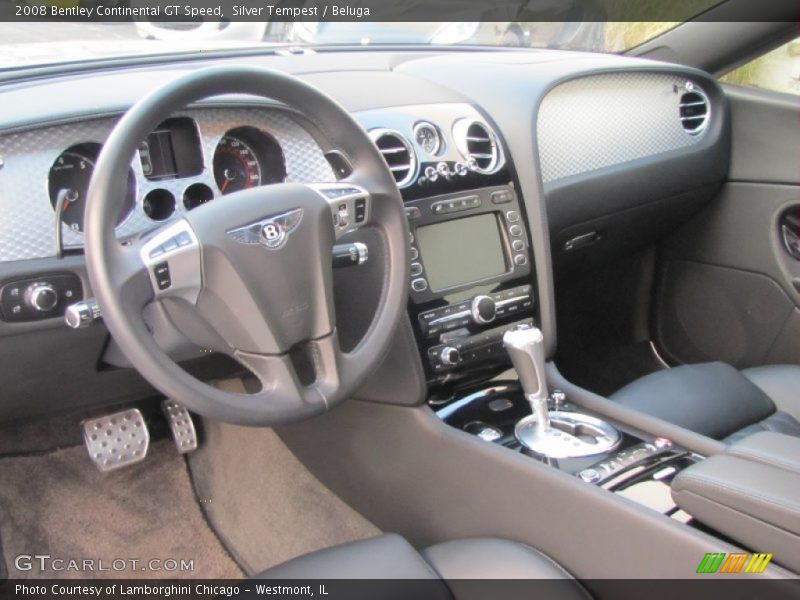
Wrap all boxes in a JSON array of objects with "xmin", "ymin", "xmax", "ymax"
[
  {"xmin": 162, "ymin": 399, "xmax": 198, "ymax": 454},
  {"xmin": 82, "ymin": 408, "xmax": 150, "ymax": 472}
]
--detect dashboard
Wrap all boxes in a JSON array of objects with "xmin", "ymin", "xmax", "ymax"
[{"xmin": 0, "ymin": 48, "xmax": 730, "ymax": 419}]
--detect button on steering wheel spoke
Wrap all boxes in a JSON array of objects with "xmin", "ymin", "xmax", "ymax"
[
  {"xmin": 138, "ymin": 219, "xmax": 202, "ymax": 303},
  {"xmin": 307, "ymin": 182, "xmax": 372, "ymax": 239}
]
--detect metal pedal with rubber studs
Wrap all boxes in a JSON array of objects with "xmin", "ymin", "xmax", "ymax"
[
  {"xmin": 162, "ymin": 399, "xmax": 198, "ymax": 454},
  {"xmin": 82, "ymin": 408, "xmax": 150, "ymax": 472}
]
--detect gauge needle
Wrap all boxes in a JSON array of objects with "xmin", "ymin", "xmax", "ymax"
[{"xmin": 220, "ymin": 178, "xmax": 230, "ymax": 194}]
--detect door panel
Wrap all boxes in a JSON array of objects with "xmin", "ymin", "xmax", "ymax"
[{"xmin": 656, "ymin": 86, "xmax": 800, "ymax": 368}]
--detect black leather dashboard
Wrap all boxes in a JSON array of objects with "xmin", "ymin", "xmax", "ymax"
[{"xmin": 0, "ymin": 47, "xmax": 731, "ymax": 421}]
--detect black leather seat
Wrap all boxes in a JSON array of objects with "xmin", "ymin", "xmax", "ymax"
[
  {"xmin": 255, "ymin": 534, "xmax": 589, "ymax": 599},
  {"xmin": 610, "ymin": 362, "xmax": 800, "ymax": 443}
]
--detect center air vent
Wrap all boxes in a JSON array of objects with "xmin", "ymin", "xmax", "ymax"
[
  {"xmin": 454, "ymin": 119, "xmax": 502, "ymax": 174},
  {"xmin": 369, "ymin": 129, "xmax": 417, "ymax": 188},
  {"xmin": 679, "ymin": 84, "xmax": 710, "ymax": 135}
]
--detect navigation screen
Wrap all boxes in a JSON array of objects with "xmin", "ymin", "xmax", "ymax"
[{"xmin": 416, "ymin": 213, "xmax": 507, "ymax": 292}]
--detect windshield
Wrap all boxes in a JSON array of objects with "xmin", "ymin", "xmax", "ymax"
[{"xmin": 0, "ymin": 3, "xmax": 721, "ymax": 71}]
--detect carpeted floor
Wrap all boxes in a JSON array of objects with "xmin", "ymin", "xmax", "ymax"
[
  {"xmin": 0, "ymin": 382, "xmax": 381, "ymax": 580},
  {"xmin": 188, "ymin": 387, "xmax": 381, "ymax": 575},
  {"xmin": 0, "ymin": 440, "xmax": 243, "ymax": 579}
]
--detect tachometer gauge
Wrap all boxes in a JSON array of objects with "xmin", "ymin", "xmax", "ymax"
[
  {"xmin": 413, "ymin": 122, "xmax": 442, "ymax": 156},
  {"xmin": 48, "ymin": 144, "xmax": 136, "ymax": 233},
  {"xmin": 213, "ymin": 135, "xmax": 262, "ymax": 195}
]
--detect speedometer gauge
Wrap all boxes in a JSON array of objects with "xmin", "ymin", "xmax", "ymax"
[
  {"xmin": 213, "ymin": 135, "xmax": 262, "ymax": 195},
  {"xmin": 413, "ymin": 122, "xmax": 442, "ymax": 156}
]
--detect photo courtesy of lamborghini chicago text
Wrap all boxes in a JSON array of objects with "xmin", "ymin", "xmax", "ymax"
[{"xmin": 0, "ymin": 0, "xmax": 798, "ymax": 599}]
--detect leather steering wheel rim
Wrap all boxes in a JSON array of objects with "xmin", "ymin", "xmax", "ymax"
[{"xmin": 84, "ymin": 66, "xmax": 409, "ymax": 426}]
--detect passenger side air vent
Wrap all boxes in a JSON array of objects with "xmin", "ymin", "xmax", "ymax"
[
  {"xmin": 369, "ymin": 129, "xmax": 417, "ymax": 188},
  {"xmin": 453, "ymin": 119, "xmax": 502, "ymax": 174},
  {"xmin": 679, "ymin": 83, "xmax": 710, "ymax": 135}
]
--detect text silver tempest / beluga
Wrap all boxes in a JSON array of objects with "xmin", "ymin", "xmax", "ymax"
[{"xmin": 226, "ymin": 208, "xmax": 304, "ymax": 250}]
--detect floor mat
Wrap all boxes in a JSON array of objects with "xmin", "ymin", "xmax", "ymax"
[
  {"xmin": 0, "ymin": 440, "xmax": 243, "ymax": 579},
  {"xmin": 189, "ymin": 381, "xmax": 381, "ymax": 575}
]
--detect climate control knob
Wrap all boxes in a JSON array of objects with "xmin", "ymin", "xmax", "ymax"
[
  {"xmin": 439, "ymin": 346, "xmax": 461, "ymax": 366},
  {"xmin": 471, "ymin": 295, "xmax": 496, "ymax": 324},
  {"xmin": 25, "ymin": 282, "xmax": 58, "ymax": 312}
]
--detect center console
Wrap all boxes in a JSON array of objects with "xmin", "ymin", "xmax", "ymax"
[
  {"xmin": 391, "ymin": 110, "xmax": 702, "ymax": 532},
  {"xmin": 404, "ymin": 184, "xmax": 536, "ymax": 389}
]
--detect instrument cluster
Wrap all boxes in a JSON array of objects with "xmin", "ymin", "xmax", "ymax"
[{"xmin": 47, "ymin": 114, "xmax": 290, "ymax": 236}]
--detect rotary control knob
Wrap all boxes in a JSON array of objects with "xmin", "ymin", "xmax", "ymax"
[
  {"xmin": 439, "ymin": 346, "xmax": 461, "ymax": 366},
  {"xmin": 25, "ymin": 282, "xmax": 58, "ymax": 312},
  {"xmin": 471, "ymin": 295, "xmax": 496, "ymax": 324}
]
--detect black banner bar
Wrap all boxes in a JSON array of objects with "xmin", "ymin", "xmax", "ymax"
[
  {"xmin": 1, "ymin": 0, "xmax": 799, "ymax": 23},
  {"xmin": 2, "ymin": 579, "xmax": 800, "ymax": 600}
]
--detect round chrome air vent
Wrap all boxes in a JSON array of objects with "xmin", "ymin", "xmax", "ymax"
[
  {"xmin": 679, "ymin": 82, "xmax": 710, "ymax": 135},
  {"xmin": 369, "ymin": 128, "xmax": 418, "ymax": 188},
  {"xmin": 453, "ymin": 119, "xmax": 502, "ymax": 174}
]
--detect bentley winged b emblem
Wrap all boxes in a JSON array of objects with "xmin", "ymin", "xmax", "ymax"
[{"xmin": 226, "ymin": 208, "xmax": 304, "ymax": 250}]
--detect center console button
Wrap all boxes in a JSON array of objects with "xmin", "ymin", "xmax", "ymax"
[
  {"xmin": 506, "ymin": 210, "xmax": 520, "ymax": 222},
  {"xmin": 410, "ymin": 246, "xmax": 419, "ymax": 261},
  {"xmin": 471, "ymin": 295, "xmax": 496, "ymax": 324},
  {"xmin": 411, "ymin": 278, "xmax": 428, "ymax": 292},
  {"xmin": 509, "ymin": 224, "xmax": 523, "ymax": 237},
  {"xmin": 514, "ymin": 254, "xmax": 528, "ymax": 266},
  {"xmin": 439, "ymin": 346, "xmax": 461, "ymax": 366},
  {"xmin": 512, "ymin": 239, "xmax": 525, "ymax": 252},
  {"xmin": 410, "ymin": 262, "xmax": 423, "ymax": 277},
  {"xmin": 404, "ymin": 206, "xmax": 421, "ymax": 220},
  {"xmin": 491, "ymin": 190, "xmax": 512, "ymax": 204}
]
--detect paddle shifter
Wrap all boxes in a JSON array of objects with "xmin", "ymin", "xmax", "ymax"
[
  {"xmin": 503, "ymin": 324, "xmax": 621, "ymax": 458},
  {"xmin": 503, "ymin": 325, "xmax": 550, "ymax": 434}
]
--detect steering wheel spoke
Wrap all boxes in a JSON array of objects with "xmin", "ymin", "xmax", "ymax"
[{"xmin": 233, "ymin": 333, "xmax": 347, "ymax": 419}]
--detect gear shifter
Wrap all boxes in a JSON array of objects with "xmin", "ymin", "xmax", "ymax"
[
  {"xmin": 503, "ymin": 325, "xmax": 550, "ymax": 434},
  {"xmin": 503, "ymin": 324, "xmax": 621, "ymax": 458}
]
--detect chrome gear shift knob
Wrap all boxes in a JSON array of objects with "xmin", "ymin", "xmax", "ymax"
[
  {"xmin": 503, "ymin": 325, "xmax": 549, "ymax": 433},
  {"xmin": 503, "ymin": 324, "xmax": 621, "ymax": 459}
]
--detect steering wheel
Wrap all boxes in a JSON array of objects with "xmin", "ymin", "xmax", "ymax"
[{"xmin": 84, "ymin": 66, "xmax": 409, "ymax": 426}]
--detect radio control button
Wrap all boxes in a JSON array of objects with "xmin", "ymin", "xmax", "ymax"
[
  {"xmin": 506, "ymin": 210, "xmax": 520, "ymax": 223},
  {"xmin": 509, "ymin": 224, "xmax": 523, "ymax": 237},
  {"xmin": 410, "ymin": 246, "xmax": 419, "ymax": 261},
  {"xmin": 440, "ymin": 346, "xmax": 461, "ymax": 366},
  {"xmin": 491, "ymin": 190, "xmax": 512, "ymax": 204},
  {"xmin": 471, "ymin": 295, "xmax": 496, "ymax": 324},
  {"xmin": 514, "ymin": 254, "xmax": 528, "ymax": 266},
  {"xmin": 410, "ymin": 262, "xmax": 423, "ymax": 277},
  {"xmin": 512, "ymin": 239, "xmax": 525, "ymax": 252},
  {"xmin": 411, "ymin": 278, "xmax": 428, "ymax": 292}
]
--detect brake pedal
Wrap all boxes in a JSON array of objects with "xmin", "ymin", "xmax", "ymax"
[
  {"xmin": 162, "ymin": 399, "xmax": 198, "ymax": 454},
  {"xmin": 82, "ymin": 408, "xmax": 150, "ymax": 472}
]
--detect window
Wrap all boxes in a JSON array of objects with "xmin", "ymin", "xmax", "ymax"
[{"xmin": 720, "ymin": 37, "xmax": 800, "ymax": 96}]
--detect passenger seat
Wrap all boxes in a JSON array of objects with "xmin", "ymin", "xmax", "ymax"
[{"xmin": 609, "ymin": 362, "xmax": 800, "ymax": 444}]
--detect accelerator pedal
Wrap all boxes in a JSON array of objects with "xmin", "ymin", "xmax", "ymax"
[
  {"xmin": 162, "ymin": 399, "xmax": 198, "ymax": 454},
  {"xmin": 82, "ymin": 408, "xmax": 150, "ymax": 472}
]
